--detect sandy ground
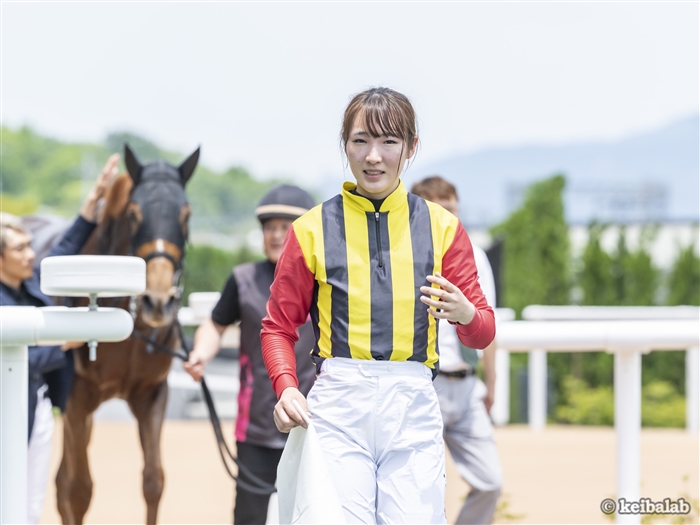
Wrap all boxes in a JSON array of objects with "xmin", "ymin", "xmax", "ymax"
[{"xmin": 39, "ymin": 419, "xmax": 698, "ymax": 524}]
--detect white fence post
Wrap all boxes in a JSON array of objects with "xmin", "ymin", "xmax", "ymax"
[
  {"xmin": 0, "ymin": 256, "xmax": 144, "ymax": 525},
  {"xmin": 497, "ymin": 314, "xmax": 698, "ymax": 524},
  {"xmin": 687, "ymin": 346, "xmax": 699, "ymax": 434},
  {"xmin": 528, "ymin": 349, "xmax": 547, "ymax": 431},
  {"xmin": 614, "ymin": 350, "xmax": 642, "ymax": 525},
  {"xmin": 491, "ymin": 348, "xmax": 510, "ymax": 425},
  {"xmin": 1, "ymin": 344, "xmax": 28, "ymax": 525}
]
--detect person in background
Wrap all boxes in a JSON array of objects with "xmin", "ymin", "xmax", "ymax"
[
  {"xmin": 184, "ymin": 185, "xmax": 317, "ymax": 524},
  {"xmin": 0, "ymin": 153, "xmax": 120, "ymax": 524},
  {"xmin": 411, "ymin": 175, "xmax": 503, "ymax": 525}
]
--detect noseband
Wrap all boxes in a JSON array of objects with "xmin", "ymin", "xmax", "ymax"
[
  {"xmin": 133, "ymin": 242, "xmax": 185, "ymax": 302},
  {"xmin": 139, "ymin": 245, "xmax": 183, "ymax": 272}
]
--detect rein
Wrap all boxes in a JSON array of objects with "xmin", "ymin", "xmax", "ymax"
[
  {"xmin": 132, "ymin": 321, "xmax": 278, "ymax": 496},
  {"xmin": 120, "ymin": 167, "xmax": 275, "ymax": 495}
]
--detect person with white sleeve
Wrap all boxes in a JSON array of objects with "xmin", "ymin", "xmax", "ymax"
[{"xmin": 411, "ymin": 176, "xmax": 503, "ymax": 525}]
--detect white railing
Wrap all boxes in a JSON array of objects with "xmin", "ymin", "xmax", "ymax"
[
  {"xmin": 519, "ymin": 305, "xmax": 699, "ymax": 434},
  {"xmin": 495, "ymin": 307, "xmax": 699, "ymax": 525},
  {"xmin": 488, "ymin": 308, "xmax": 515, "ymax": 426}
]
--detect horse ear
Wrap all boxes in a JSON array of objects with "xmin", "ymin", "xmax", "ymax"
[
  {"xmin": 124, "ymin": 144, "xmax": 142, "ymax": 186},
  {"xmin": 178, "ymin": 147, "xmax": 200, "ymax": 186}
]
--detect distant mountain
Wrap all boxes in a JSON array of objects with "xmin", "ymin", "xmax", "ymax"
[{"xmin": 399, "ymin": 115, "xmax": 699, "ymax": 226}]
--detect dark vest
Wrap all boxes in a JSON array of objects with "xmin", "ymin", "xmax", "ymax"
[{"xmin": 234, "ymin": 261, "xmax": 316, "ymax": 448}]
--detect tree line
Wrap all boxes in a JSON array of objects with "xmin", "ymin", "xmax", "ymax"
[
  {"xmin": 493, "ymin": 175, "xmax": 699, "ymax": 427},
  {"xmin": 1, "ymin": 126, "xmax": 298, "ymax": 236}
]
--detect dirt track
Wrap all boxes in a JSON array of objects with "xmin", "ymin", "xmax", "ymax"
[{"xmin": 40, "ymin": 419, "xmax": 698, "ymax": 524}]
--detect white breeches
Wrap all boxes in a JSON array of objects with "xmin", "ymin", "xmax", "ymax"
[{"xmin": 307, "ymin": 357, "xmax": 447, "ymax": 525}]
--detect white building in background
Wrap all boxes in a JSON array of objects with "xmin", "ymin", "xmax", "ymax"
[{"xmin": 468, "ymin": 220, "xmax": 698, "ymax": 272}]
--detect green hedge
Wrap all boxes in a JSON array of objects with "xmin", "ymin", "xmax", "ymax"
[
  {"xmin": 182, "ymin": 244, "xmax": 262, "ymax": 301},
  {"xmin": 553, "ymin": 377, "xmax": 685, "ymax": 428}
]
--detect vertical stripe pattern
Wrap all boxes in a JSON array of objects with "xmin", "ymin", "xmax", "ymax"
[
  {"xmin": 293, "ymin": 182, "xmax": 459, "ymax": 371},
  {"xmin": 387, "ymin": 197, "xmax": 416, "ymax": 361},
  {"xmin": 367, "ymin": 211, "xmax": 394, "ymax": 360},
  {"xmin": 407, "ymin": 193, "xmax": 435, "ymax": 364},
  {"xmin": 344, "ymin": 201, "xmax": 373, "ymax": 360},
  {"xmin": 322, "ymin": 196, "xmax": 351, "ymax": 358}
]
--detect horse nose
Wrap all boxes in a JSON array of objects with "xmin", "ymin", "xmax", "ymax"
[
  {"xmin": 164, "ymin": 295, "xmax": 177, "ymax": 313},
  {"xmin": 142, "ymin": 293, "xmax": 177, "ymax": 317},
  {"xmin": 142, "ymin": 294, "xmax": 156, "ymax": 313}
]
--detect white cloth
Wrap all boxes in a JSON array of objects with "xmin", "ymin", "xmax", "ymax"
[
  {"xmin": 307, "ymin": 357, "xmax": 446, "ymax": 524},
  {"xmin": 439, "ymin": 244, "xmax": 496, "ymax": 372},
  {"xmin": 277, "ymin": 420, "xmax": 346, "ymax": 524},
  {"xmin": 27, "ymin": 385, "xmax": 54, "ymax": 525}
]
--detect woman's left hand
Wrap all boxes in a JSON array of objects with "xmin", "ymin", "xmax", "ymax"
[{"xmin": 420, "ymin": 272, "xmax": 476, "ymax": 325}]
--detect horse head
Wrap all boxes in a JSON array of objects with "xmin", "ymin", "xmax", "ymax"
[{"xmin": 123, "ymin": 144, "xmax": 198, "ymax": 327}]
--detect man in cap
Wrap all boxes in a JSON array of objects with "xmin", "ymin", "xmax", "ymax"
[{"xmin": 184, "ymin": 184, "xmax": 317, "ymax": 524}]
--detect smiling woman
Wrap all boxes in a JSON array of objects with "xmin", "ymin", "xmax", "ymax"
[
  {"xmin": 342, "ymin": 87, "xmax": 419, "ymax": 199},
  {"xmin": 261, "ymin": 86, "xmax": 496, "ymax": 523}
]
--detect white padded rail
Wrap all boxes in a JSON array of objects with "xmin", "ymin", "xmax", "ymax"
[
  {"xmin": 0, "ymin": 306, "xmax": 134, "ymax": 345},
  {"xmin": 40, "ymin": 255, "xmax": 146, "ymax": 297}
]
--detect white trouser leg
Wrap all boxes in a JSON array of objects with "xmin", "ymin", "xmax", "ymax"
[
  {"xmin": 308, "ymin": 358, "xmax": 446, "ymax": 525},
  {"xmin": 27, "ymin": 386, "xmax": 55, "ymax": 525},
  {"xmin": 435, "ymin": 375, "xmax": 503, "ymax": 525}
]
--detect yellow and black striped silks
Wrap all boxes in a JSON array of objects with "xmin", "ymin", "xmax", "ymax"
[{"xmin": 292, "ymin": 180, "xmax": 460, "ymax": 371}]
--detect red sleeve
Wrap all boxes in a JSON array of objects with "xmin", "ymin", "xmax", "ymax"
[
  {"xmin": 441, "ymin": 223, "xmax": 496, "ymax": 349},
  {"xmin": 261, "ymin": 225, "xmax": 315, "ymax": 398}
]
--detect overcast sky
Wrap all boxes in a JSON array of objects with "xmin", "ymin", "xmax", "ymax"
[{"xmin": 2, "ymin": 2, "xmax": 698, "ymax": 184}]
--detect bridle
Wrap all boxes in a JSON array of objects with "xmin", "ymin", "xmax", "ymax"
[
  {"xmin": 127, "ymin": 170, "xmax": 189, "ymax": 316},
  {"xmin": 141, "ymin": 249, "xmax": 182, "ymax": 272},
  {"xmin": 127, "ymin": 260, "xmax": 184, "ymax": 320}
]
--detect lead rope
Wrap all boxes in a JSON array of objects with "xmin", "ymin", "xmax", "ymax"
[{"xmin": 133, "ymin": 321, "xmax": 277, "ymax": 495}]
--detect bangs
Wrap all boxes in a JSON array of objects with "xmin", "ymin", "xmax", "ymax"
[
  {"xmin": 341, "ymin": 87, "xmax": 417, "ymax": 149},
  {"xmin": 358, "ymin": 103, "xmax": 407, "ymax": 140}
]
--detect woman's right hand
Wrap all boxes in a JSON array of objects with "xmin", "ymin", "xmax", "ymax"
[{"xmin": 273, "ymin": 387, "xmax": 311, "ymax": 432}]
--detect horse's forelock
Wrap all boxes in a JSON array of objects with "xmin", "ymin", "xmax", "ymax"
[{"xmin": 101, "ymin": 173, "xmax": 134, "ymax": 221}]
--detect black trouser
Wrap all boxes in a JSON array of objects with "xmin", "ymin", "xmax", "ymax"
[{"xmin": 233, "ymin": 441, "xmax": 283, "ymax": 525}]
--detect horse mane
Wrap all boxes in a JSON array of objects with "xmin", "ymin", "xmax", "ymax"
[
  {"xmin": 101, "ymin": 173, "xmax": 133, "ymax": 221},
  {"xmin": 82, "ymin": 173, "xmax": 133, "ymax": 256}
]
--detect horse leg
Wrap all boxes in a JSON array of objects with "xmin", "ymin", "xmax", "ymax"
[
  {"xmin": 129, "ymin": 381, "xmax": 168, "ymax": 525},
  {"xmin": 56, "ymin": 376, "xmax": 101, "ymax": 525}
]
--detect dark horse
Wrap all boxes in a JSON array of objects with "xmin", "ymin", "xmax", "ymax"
[{"xmin": 56, "ymin": 145, "xmax": 198, "ymax": 525}]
